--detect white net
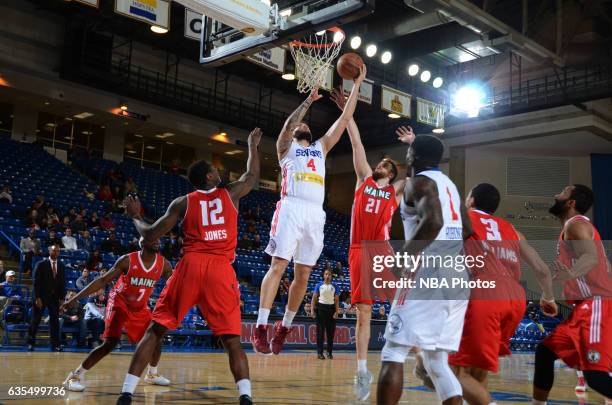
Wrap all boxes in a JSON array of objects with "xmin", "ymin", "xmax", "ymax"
[{"xmin": 289, "ymin": 29, "xmax": 344, "ymax": 93}]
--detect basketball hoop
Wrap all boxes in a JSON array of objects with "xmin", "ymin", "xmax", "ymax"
[{"xmin": 289, "ymin": 27, "xmax": 345, "ymax": 93}]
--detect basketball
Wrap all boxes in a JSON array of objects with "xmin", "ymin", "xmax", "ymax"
[{"xmin": 337, "ymin": 53, "xmax": 364, "ymax": 80}]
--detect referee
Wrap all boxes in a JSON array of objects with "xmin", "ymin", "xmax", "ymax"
[{"xmin": 310, "ymin": 269, "xmax": 339, "ymax": 360}]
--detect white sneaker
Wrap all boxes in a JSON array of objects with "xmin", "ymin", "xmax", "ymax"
[
  {"xmin": 354, "ymin": 369, "xmax": 373, "ymax": 401},
  {"xmin": 575, "ymin": 375, "xmax": 587, "ymax": 392},
  {"xmin": 62, "ymin": 372, "xmax": 85, "ymax": 392},
  {"xmin": 144, "ymin": 372, "xmax": 170, "ymax": 386}
]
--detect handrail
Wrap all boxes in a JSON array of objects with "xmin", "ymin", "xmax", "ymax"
[{"xmin": 0, "ymin": 230, "xmax": 24, "ymax": 285}]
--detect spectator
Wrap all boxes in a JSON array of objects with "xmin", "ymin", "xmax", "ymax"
[
  {"xmin": 98, "ymin": 184, "xmax": 112, "ymax": 201},
  {"xmin": 107, "ymin": 198, "xmax": 124, "ymax": 214},
  {"xmin": 46, "ymin": 207, "xmax": 60, "ymax": 225},
  {"xmin": 0, "ymin": 186, "xmax": 12, "ymax": 203},
  {"xmin": 30, "ymin": 195, "xmax": 48, "ymax": 216},
  {"xmin": 45, "ymin": 230, "xmax": 63, "ymax": 249},
  {"xmin": 27, "ymin": 244, "xmax": 66, "ymax": 351},
  {"xmin": 83, "ymin": 289, "xmax": 106, "ymax": 347},
  {"xmin": 67, "ymin": 207, "xmax": 78, "ymax": 221},
  {"xmin": 100, "ymin": 213, "xmax": 116, "ymax": 231},
  {"xmin": 310, "ymin": 269, "xmax": 339, "ymax": 360},
  {"xmin": 0, "ymin": 270, "xmax": 22, "ymax": 315},
  {"xmin": 278, "ymin": 276, "xmax": 291, "ymax": 304},
  {"xmin": 252, "ymin": 234, "xmax": 262, "ymax": 249},
  {"xmin": 70, "ymin": 214, "xmax": 87, "ymax": 234},
  {"xmin": 88, "ymin": 211, "xmax": 100, "ymax": 229},
  {"xmin": 20, "ymin": 229, "xmax": 41, "ymax": 274},
  {"xmin": 59, "ymin": 290, "xmax": 86, "ymax": 347},
  {"xmin": 59, "ymin": 216, "xmax": 71, "ymax": 232},
  {"xmin": 243, "ymin": 209, "xmax": 255, "ymax": 221},
  {"xmin": 246, "ymin": 221, "xmax": 256, "ymax": 235},
  {"xmin": 237, "ymin": 234, "xmax": 253, "ymax": 250},
  {"xmin": 340, "ymin": 296, "xmax": 355, "ymax": 319},
  {"xmin": 83, "ymin": 188, "xmax": 95, "ymax": 202},
  {"xmin": 101, "ymin": 233, "xmax": 123, "ymax": 255},
  {"xmin": 125, "ymin": 177, "xmax": 137, "ymax": 194},
  {"xmin": 324, "ymin": 262, "xmax": 333, "ymax": 274},
  {"xmin": 374, "ymin": 306, "xmax": 387, "ymax": 320},
  {"xmin": 161, "ymin": 232, "xmax": 181, "ymax": 259},
  {"xmin": 62, "ymin": 228, "xmax": 78, "ymax": 251},
  {"xmin": 111, "ymin": 185, "xmax": 123, "ymax": 200},
  {"xmin": 80, "ymin": 230, "xmax": 95, "ymax": 252},
  {"xmin": 76, "ymin": 269, "xmax": 93, "ymax": 291},
  {"xmin": 25, "ymin": 209, "xmax": 42, "ymax": 229},
  {"xmin": 334, "ymin": 261, "xmax": 343, "ymax": 278},
  {"xmin": 84, "ymin": 250, "xmax": 102, "ymax": 272}
]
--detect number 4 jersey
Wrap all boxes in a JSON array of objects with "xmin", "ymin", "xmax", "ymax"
[
  {"xmin": 182, "ymin": 188, "xmax": 238, "ymax": 262},
  {"xmin": 279, "ymin": 140, "xmax": 326, "ymax": 206},
  {"xmin": 350, "ymin": 176, "xmax": 397, "ymax": 245}
]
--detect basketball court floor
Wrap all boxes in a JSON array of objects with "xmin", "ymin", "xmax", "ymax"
[{"xmin": 0, "ymin": 351, "xmax": 604, "ymax": 404}]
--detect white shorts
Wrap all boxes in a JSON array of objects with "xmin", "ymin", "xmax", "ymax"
[
  {"xmin": 265, "ymin": 197, "xmax": 325, "ymax": 266},
  {"xmin": 384, "ymin": 298, "xmax": 468, "ymax": 352}
]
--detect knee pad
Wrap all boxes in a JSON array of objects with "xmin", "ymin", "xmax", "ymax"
[
  {"xmin": 381, "ymin": 341, "xmax": 410, "ymax": 364},
  {"xmin": 421, "ymin": 350, "xmax": 462, "ymax": 401}
]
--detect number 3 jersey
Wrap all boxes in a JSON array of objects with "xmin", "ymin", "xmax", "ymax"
[
  {"xmin": 279, "ymin": 140, "xmax": 326, "ymax": 206},
  {"xmin": 110, "ymin": 251, "xmax": 164, "ymax": 311},
  {"xmin": 182, "ymin": 188, "xmax": 238, "ymax": 262},
  {"xmin": 350, "ymin": 176, "xmax": 397, "ymax": 245}
]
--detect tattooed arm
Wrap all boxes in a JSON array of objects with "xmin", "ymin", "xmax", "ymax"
[{"xmin": 277, "ymin": 88, "xmax": 322, "ymax": 160}]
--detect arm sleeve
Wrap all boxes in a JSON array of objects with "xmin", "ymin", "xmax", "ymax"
[
  {"xmin": 333, "ymin": 283, "xmax": 340, "ymax": 295},
  {"xmin": 313, "ymin": 282, "xmax": 322, "ymax": 294}
]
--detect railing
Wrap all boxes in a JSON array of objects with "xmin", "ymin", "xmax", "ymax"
[{"xmin": 0, "ymin": 230, "xmax": 24, "ymax": 284}]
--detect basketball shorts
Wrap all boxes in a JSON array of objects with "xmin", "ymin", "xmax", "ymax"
[
  {"xmin": 349, "ymin": 243, "xmax": 396, "ymax": 305},
  {"xmin": 543, "ymin": 296, "xmax": 611, "ymax": 372},
  {"xmin": 448, "ymin": 298, "xmax": 525, "ymax": 373},
  {"xmin": 385, "ymin": 298, "xmax": 468, "ymax": 352},
  {"xmin": 152, "ymin": 252, "xmax": 241, "ymax": 336},
  {"xmin": 103, "ymin": 301, "xmax": 151, "ymax": 344},
  {"xmin": 265, "ymin": 197, "xmax": 325, "ymax": 266}
]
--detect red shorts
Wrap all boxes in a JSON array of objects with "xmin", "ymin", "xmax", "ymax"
[
  {"xmin": 449, "ymin": 297, "xmax": 525, "ymax": 373},
  {"xmin": 152, "ymin": 252, "xmax": 241, "ymax": 336},
  {"xmin": 543, "ymin": 296, "xmax": 611, "ymax": 372},
  {"xmin": 349, "ymin": 243, "xmax": 396, "ymax": 305},
  {"xmin": 103, "ymin": 301, "xmax": 151, "ymax": 344}
]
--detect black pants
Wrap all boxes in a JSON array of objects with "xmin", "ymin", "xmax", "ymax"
[
  {"xmin": 86, "ymin": 318, "xmax": 105, "ymax": 344},
  {"xmin": 316, "ymin": 303, "xmax": 336, "ymax": 355},
  {"xmin": 28, "ymin": 299, "xmax": 60, "ymax": 348}
]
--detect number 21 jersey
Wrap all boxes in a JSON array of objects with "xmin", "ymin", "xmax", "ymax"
[
  {"xmin": 182, "ymin": 188, "xmax": 238, "ymax": 262},
  {"xmin": 350, "ymin": 176, "xmax": 397, "ymax": 245}
]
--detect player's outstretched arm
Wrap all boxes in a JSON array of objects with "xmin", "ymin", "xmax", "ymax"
[
  {"xmin": 551, "ymin": 221, "xmax": 599, "ymax": 281},
  {"xmin": 320, "ymin": 65, "xmax": 367, "ymax": 155},
  {"xmin": 277, "ymin": 88, "xmax": 322, "ymax": 160},
  {"xmin": 124, "ymin": 195, "xmax": 186, "ymax": 242},
  {"xmin": 516, "ymin": 232, "xmax": 557, "ymax": 316},
  {"xmin": 227, "ymin": 127, "xmax": 261, "ymax": 205},
  {"xmin": 60, "ymin": 255, "xmax": 128, "ymax": 311},
  {"xmin": 330, "ymin": 88, "xmax": 371, "ymax": 186}
]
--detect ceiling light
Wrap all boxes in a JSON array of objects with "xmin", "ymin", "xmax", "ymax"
[
  {"xmin": 81, "ymin": 131, "xmax": 92, "ymax": 135},
  {"xmin": 146, "ymin": 145, "xmax": 156, "ymax": 150},
  {"xmin": 150, "ymin": 25, "xmax": 168, "ymax": 34},
  {"xmin": 220, "ymin": 132, "xmax": 227, "ymax": 137},
  {"xmin": 44, "ymin": 101, "xmax": 50, "ymax": 106},
  {"xmin": 120, "ymin": 104, "xmax": 128, "ymax": 111},
  {"xmin": 381, "ymin": 51, "xmax": 392, "ymax": 64},
  {"xmin": 64, "ymin": 117, "xmax": 73, "ymax": 121},
  {"xmin": 123, "ymin": 122, "xmax": 129, "ymax": 126},
  {"xmin": 432, "ymin": 77, "xmax": 444, "ymax": 88},
  {"xmin": 432, "ymin": 128, "xmax": 445, "ymax": 134},
  {"xmin": 388, "ymin": 113, "xmax": 401, "ymax": 119},
  {"xmin": 365, "ymin": 44, "xmax": 377, "ymax": 57},
  {"xmin": 101, "ymin": 125, "xmax": 106, "ymax": 129},
  {"xmin": 134, "ymin": 134, "xmax": 143, "ymax": 138},
  {"xmin": 332, "ymin": 30, "xmax": 344, "ymax": 43},
  {"xmin": 45, "ymin": 122, "xmax": 56, "ymax": 128},
  {"xmin": 408, "ymin": 64, "xmax": 419, "ymax": 76},
  {"xmin": 279, "ymin": 9, "xmax": 292, "ymax": 17},
  {"xmin": 155, "ymin": 132, "xmax": 175, "ymax": 139},
  {"xmin": 74, "ymin": 112, "xmax": 94, "ymax": 119},
  {"xmin": 420, "ymin": 70, "xmax": 431, "ymax": 82},
  {"xmin": 452, "ymin": 84, "xmax": 485, "ymax": 118},
  {"xmin": 127, "ymin": 150, "xmax": 137, "ymax": 154},
  {"xmin": 166, "ymin": 141, "xmax": 174, "ymax": 145},
  {"xmin": 225, "ymin": 150, "xmax": 244, "ymax": 155},
  {"xmin": 282, "ymin": 73, "xmax": 295, "ymax": 80},
  {"xmin": 64, "ymin": 136, "xmax": 73, "ymax": 140},
  {"xmin": 315, "ymin": 30, "xmax": 326, "ymax": 36},
  {"xmin": 350, "ymin": 36, "xmax": 361, "ymax": 49}
]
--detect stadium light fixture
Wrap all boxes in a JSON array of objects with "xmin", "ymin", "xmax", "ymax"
[
  {"xmin": 120, "ymin": 103, "xmax": 128, "ymax": 111},
  {"xmin": 282, "ymin": 73, "xmax": 295, "ymax": 80},
  {"xmin": 432, "ymin": 77, "xmax": 444, "ymax": 88},
  {"xmin": 333, "ymin": 30, "xmax": 344, "ymax": 43},
  {"xmin": 432, "ymin": 128, "xmax": 445, "ymax": 134},
  {"xmin": 315, "ymin": 30, "xmax": 326, "ymax": 36},
  {"xmin": 279, "ymin": 9, "xmax": 292, "ymax": 17},
  {"xmin": 452, "ymin": 84, "xmax": 485, "ymax": 118},
  {"xmin": 408, "ymin": 64, "xmax": 419, "ymax": 76},
  {"xmin": 420, "ymin": 70, "xmax": 431, "ymax": 82},
  {"xmin": 381, "ymin": 51, "xmax": 392, "ymax": 64},
  {"xmin": 388, "ymin": 113, "xmax": 401, "ymax": 119},
  {"xmin": 150, "ymin": 25, "xmax": 168, "ymax": 34},
  {"xmin": 365, "ymin": 44, "xmax": 377, "ymax": 57},
  {"xmin": 350, "ymin": 36, "xmax": 362, "ymax": 49}
]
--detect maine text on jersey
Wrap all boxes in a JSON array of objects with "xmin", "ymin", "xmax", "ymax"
[
  {"xmin": 129, "ymin": 276, "xmax": 157, "ymax": 288},
  {"xmin": 364, "ymin": 186, "xmax": 392, "ymax": 200}
]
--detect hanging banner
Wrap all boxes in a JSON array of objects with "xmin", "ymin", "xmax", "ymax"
[
  {"xmin": 342, "ymin": 78, "xmax": 374, "ymax": 105},
  {"xmin": 74, "ymin": 0, "xmax": 99, "ymax": 7},
  {"xmin": 247, "ymin": 48, "xmax": 287, "ymax": 74},
  {"xmin": 417, "ymin": 98, "xmax": 445, "ymax": 128},
  {"xmin": 115, "ymin": 0, "xmax": 170, "ymax": 29},
  {"xmin": 184, "ymin": 8, "xmax": 202, "ymax": 40},
  {"xmin": 381, "ymin": 85, "xmax": 411, "ymax": 118}
]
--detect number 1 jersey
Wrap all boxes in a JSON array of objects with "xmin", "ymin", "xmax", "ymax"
[
  {"xmin": 182, "ymin": 188, "xmax": 238, "ymax": 262},
  {"xmin": 350, "ymin": 176, "xmax": 397, "ymax": 246}
]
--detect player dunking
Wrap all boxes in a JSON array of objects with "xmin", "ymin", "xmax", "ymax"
[
  {"xmin": 330, "ymin": 88, "xmax": 413, "ymax": 400},
  {"xmin": 447, "ymin": 183, "xmax": 558, "ymax": 405},
  {"xmin": 377, "ymin": 135, "xmax": 472, "ymax": 405},
  {"xmin": 251, "ymin": 66, "xmax": 367, "ymax": 355},
  {"xmin": 61, "ymin": 237, "xmax": 173, "ymax": 392},
  {"xmin": 532, "ymin": 184, "xmax": 612, "ymax": 404},
  {"xmin": 116, "ymin": 128, "xmax": 262, "ymax": 405}
]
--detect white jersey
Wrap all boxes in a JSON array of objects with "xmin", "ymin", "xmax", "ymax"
[
  {"xmin": 417, "ymin": 169, "xmax": 463, "ymax": 241},
  {"xmin": 279, "ymin": 140, "xmax": 326, "ymax": 206},
  {"xmin": 399, "ymin": 198, "xmax": 418, "ymax": 239}
]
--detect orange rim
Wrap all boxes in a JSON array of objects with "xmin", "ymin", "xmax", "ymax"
[{"xmin": 289, "ymin": 27, "xmax": 345, "ymax": 49}]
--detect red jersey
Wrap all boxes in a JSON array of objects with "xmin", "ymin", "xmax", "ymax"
[
  {"xmin": 558, "ymin": 215, "xmax": 612, "ymax": 301},
  {"xmin": 182, "ymin": 188, "xmax": 238, "ymax": 262},
  {"xmin": 110, "ymin": 251, "xmax": 164, "ymax": 311},
  {"xmin": 350, "ymin": 176, "xmax": 397, "ymax": 246},
  {"xmin": 468, "ymin": 209, "xmax": 521, "ymax": 281}
]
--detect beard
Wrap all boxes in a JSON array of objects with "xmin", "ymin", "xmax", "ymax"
[
  {"xmin": 294, "ymin": 130, "xmax": 313, "ymax": 143},
  {"xmin": 372, "ymin": 170, "xmax": 386, "ymax": 181},
  {"xmin": 548, "ymin": 198, "xmax": 568, "ymax": 217}
]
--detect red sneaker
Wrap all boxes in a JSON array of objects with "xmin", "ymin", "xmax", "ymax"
[
  {"xmin": 251, "ymin": 325, "xmax": 271, "ymax": 354},
  {"xmin": 270, "ymin": 321, "xmax": 292, "ymax": 355}
]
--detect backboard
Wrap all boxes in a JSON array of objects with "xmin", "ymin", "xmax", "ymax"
[{"xmin": 197, "ymin": 0, "xmax": 375, "ymax": 67}]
